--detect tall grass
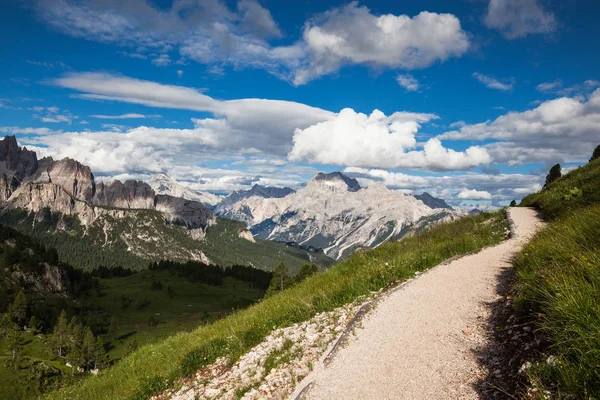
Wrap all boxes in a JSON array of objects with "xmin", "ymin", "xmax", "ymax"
[
  {"xmin": 514, "ymin": 205, "xmax": 600, "ymax": 397},
  {"xmin": 46, "ymin": 212, "xmax": 508, "ymax": 400}
]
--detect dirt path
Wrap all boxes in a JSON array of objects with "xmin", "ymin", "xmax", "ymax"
[{"xmin": 292, "ymin": 207, "xmax": 543, "ymax": 400}]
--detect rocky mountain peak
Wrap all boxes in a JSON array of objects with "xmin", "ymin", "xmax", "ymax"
[
  {"xmin": 0, "ymin": 135, "xmax": 38, "ymax": 181},
  {"xmin": 414, "ymin": 192, "xmax": 453, "ymax": 210},
  {"xmin": 309, "ymin": 172, "xmax": 361, "ymax": 192},
  {"xmin": 47, "ymin": 158, "xmax": 95, "ymax": 202}
]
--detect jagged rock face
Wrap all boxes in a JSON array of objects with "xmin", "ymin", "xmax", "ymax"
[
  {"xmin": 312, "ymin": 172, "xmax": 361, "ymax": 192},
  {"xmin": 47, "ymin": 158, "xmax": 95, "ymax": 202},
  {"xmin": 216, "ymin": 172, "xmax": 457, "ymax": 259},
  {"xmin": 155, "ymin": 194, "xmax": 215, "ymax": 229},
  {"xmin": 28, "ymin": 157, "xmax": 54, "ymax": 184},
  {"xmin": 93, "ymin": 180, "xmax": 155, "ymax": 209},
  {"xmin": 414, "ymin": 192, "xmax": 453, "ymax": 210},
  {"xmin": 148, "ymin": 173, "xmax": 223, "ymax": 206},
  {"xmin": 0, "ymin": 136, "xmax": 38, "ymax": 182}
]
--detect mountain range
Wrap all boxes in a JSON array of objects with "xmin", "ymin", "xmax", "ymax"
[
  {"xmin": 0, "ymin": 136, "xmax": 332, "ymax": 272},
  {"xmin": 212, "ymin": 171, "xmax": 458, "ymax": 259}
]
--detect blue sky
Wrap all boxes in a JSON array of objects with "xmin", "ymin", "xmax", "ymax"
[{"xmin": 1, "ymin": 0, "xmax": 599, "ymax": 206}]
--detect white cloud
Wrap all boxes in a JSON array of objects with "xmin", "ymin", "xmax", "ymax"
[
  {"xmin": 484, "ymin": 0, "xmax": 556, "ymax": 39},
  {"xmin": 536, "ymin": 79, "xmax": 562, "ymax": 92},
  {"xmin": 90, "ymin": 113, "xmax": 161, "ymax": 119},
  {"xmin": 457, "ymin": 188, "xmax": 492, "ymax": 200},
  {"xmin": 177, "ymin": 69, "xmax": 184, "ymax": 78},
  {"xmin": 53, "ymin": 72, "xmax": 335, "ymax": 155},
  {"xmin": 343, "ymin": 167, "xmax": 543, "ymax": 201},
  {"xmin": 292, "ymin": 3, "xmax": 470, "ymax": 85},
  {"xmin": 439, "ymin": 89, "xmax": 600, "ymax": 164},
  {"xmin": 238, "ymin": 0, "xmax": 282, "ymax": 39},
  {"xmin": 31, "ymin": 106, "xmax": 74, "ymax": 124},
  {"xmin": 288, "ymin": 108, "xmax": 490, "ymax": 171},
  {"xmin": 152, "ymin": 54, "xmax": 171, "ymax": 66},
  {"xmin": 33, "ymin": 1, "xmax": 469, "ymax": 86},
  {"xmin": 472, "ymin": 72, "xmax": 513, "ymax": 91},
  {"xmin": 395, "ymin": 74, "xmax": 420, "ymax": 92}
]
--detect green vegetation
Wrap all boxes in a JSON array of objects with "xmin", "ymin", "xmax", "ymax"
[
  {"xmin": 544, "ymin": 163, "xmax": 562, "ymax": 187},
  {"xmin": 45, "ymin": 211, "xmax": 508, "ymax": 400},
  {"xmin": 521, "ymin": 157, "xmax": 600, "ymax": 219},
  {"xmin": 0, "ymin": 209, "xmax": 333, "ymax": 273},
  {"xmin": 591, "ymin": 144, "xmax": 600, "ymax": 162},
  {"xmin": 516, "ymin": 157, "xmax": 600, "ymax": 397},
  {"xmin": 0, "ymin": 223, "xmax": 273, "ymax": 399}
]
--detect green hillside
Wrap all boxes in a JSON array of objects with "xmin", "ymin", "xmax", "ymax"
[
  {"xmin": 0, "ymin": 223, "xmax": 272, "ymax": 400},
  {"xmin": 0, "ymin": 209, "xmax": 333, "ymax": 273},
  {"xmin": 45, "ymin": 211, "xmax": 509, "ymax": 400},
  {"xmin": 515, "ymin": 156, "xmax": 600, "ymax": 397}
]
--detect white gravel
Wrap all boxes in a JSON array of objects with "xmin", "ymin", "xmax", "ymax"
[{"xmin": 292, "ymin": 207, "xmax": 543, "ymax": 400}]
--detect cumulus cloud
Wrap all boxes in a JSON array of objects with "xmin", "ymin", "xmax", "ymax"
[
  {"xmin": 238, "ymin": 0, "xmax": 282, "ymax": 39},
  {"xmin": 438, "ymin": 89, "xmax": 600, "ymax": 164},
  {"xmin": 457, "ymin": 188, "xmax": 492, "ymax": 200},
  {"xmin": 484, "ymin": 0, "xmax": 556, "ymax": 39},
  {"xmin": 292, "ymin": 3, "xmax": 470, "ymax": 85},
  {"xmin": 288, "ymin": 108, "xmax": 490, "ymax": 171},
  {"xmin": 33, "ymin": 1, "xmax": 470, "ymax": 85},
  {"xmin": 396, "ymin": 74, "xmax": 420, "ymax": 92},
  {"xmin": 472, "ymin": 72, "xmax": 514, "ymax": 91}
]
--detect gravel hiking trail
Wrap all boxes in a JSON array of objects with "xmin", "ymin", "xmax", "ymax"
[{"xmin": 293, "ymin": 207, "xmax": 543, "ymax": 400}]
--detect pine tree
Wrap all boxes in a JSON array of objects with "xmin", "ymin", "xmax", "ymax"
[
  {"xmin": 544, "ymin": 164, "xmax": 562, "ymax": 187},
  {"xmin": 591, "ymin": 144, "xmax": 600, "ymax": 162},
  {"xmin": 52, "ymin": 310, "xmax": 69, "ymax": 357},
  {"xmin": 9, "ymin": 291, "xmax": 28, "ymax": 327},
  {"xmin": 28, "ymin": 315, "xmax": 39, "ymax": 334},
  {"xmin": 108, "ymin": 315, "xmax": 118, "ymax": 340},
  {"xmin": 93, "ymin": 337, "xmax": 109, "ymax": 370},
  {"xmin": 82, "ymin": 327, "xmax": 96, "ymax": 370},
  {"xmin": 7, "ymin": 325, "xmax": 25, "ymax": 361},
  {"xmin": 265, "ymin": 262, "xmax": 290, "ymax": 297},
  {"xmin": 296, "ymin": 263, "xmax": 319, "ymax": 283},
  {"xmin": 510, "ymin": 200, "xmax": 517, "ymax": 207}
]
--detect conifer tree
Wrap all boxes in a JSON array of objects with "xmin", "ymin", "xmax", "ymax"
[
  {"xmin": 82, "ymin": 327, "xmax": 96, "ymax": 370},
  {"xmin": 7, "ymin": 325, "xmax": 25, "ymax": 361},
  {"xmin": 265, "ymin": 262, "xmax": 290, "ymax": 296},
  {"xmin": 544, "ymin": 164, "xmax": 562, "ymax": 187},
  {"xmin": 591, "ymin": 144, "xmax": 600, "ymax": 162},
  {"xmin": 108, "ymin": 315, "xmax": 118, "ymax": 340},
  {"xmin": 93, "ymin": 337, "xmax": 109, "ymax": 370},
  {"xmin": 296, "ymin": 263, "xmax": 319, "ymax": 283},
  {"xmin": 510, "ymin": 200, "xmax": 517, "ymax": 207},
  {"xmin": 52, "ymin": 310, "xmax": 69, "ymax": 357},
  {"xmin": 9, "ymin": 291, "xmax": 28, "ymax": 327}
]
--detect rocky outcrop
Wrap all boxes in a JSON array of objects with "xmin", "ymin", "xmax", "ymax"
[
  {"xmin": 155, "ymin": 195, "xmax": 215, "ymax": 229},
  {"xmin": 47, "ymin": 158, "xmax": 95, "ymax": 202},
  {"xmin": 0, "ymin": 136, "xmax": 38, "ymax": 182},
  {"xmin": 93, "ymin": 180, "xmax": 155, "ymax": 209},
  {"xmin": 312, "ymin": 172, "xmax": 361, "ymax": 192},
  {"xmin": 414, "ymin": 192, "xmax": 453, "ymax": 210}
]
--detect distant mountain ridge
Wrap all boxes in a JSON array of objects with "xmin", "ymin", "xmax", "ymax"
[
  {"xmin": 148, "ymin": 173, "xmax": 223, "ymax": 207},
  {"xmin": 0, "ymin": 136, "xmax": 333, "ymax": 271},
  {"xmin": 215, "ymin": 171, "xmax": 458, "ymax": 259},
  {"xmin": 414, "ymin": 192, "xmax": 453, "ymax": 210}
]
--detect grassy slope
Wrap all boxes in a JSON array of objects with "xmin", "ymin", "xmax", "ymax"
[
  {"xmin": 0, "ymin": 271, "xmax": 264, "ymax": 400},
  {"xmin": 516, "ymin": 158, "xmax": 600, "ymax": 397},
  {"xmin": 46, "ymin": 211, "xmax": 508, "ymax": 400}
]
